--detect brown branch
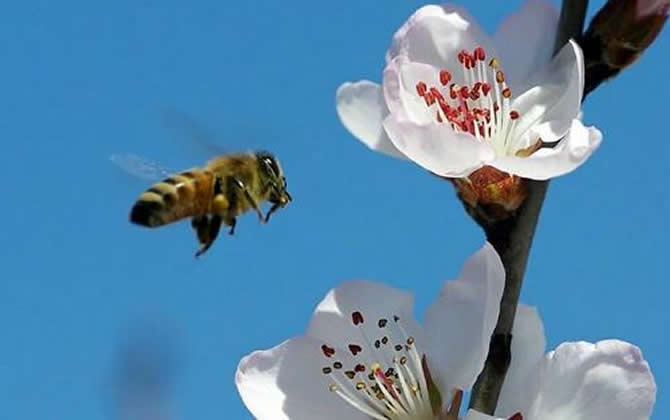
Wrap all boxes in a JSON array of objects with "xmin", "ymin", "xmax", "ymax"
[{"xmin": 467, "ymin": 0, "xmax": 589, "ymax": 414}]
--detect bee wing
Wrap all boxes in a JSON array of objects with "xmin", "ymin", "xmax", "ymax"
[
  {"xmin": 110, "ymin": 153, "xmax": 174, "ymax": 181},
  {"xmin": 160, "ymin": 108, "xmax": 226, "ymax": 157}
]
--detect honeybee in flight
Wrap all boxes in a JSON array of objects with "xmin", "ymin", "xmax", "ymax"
[{"xmin": 112, "ymin": 151, "xmax": 292, "ymax": 257}]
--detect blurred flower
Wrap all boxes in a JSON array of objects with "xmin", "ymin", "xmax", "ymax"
[
  {"xmin": 236, "ymin": 243, "xmax": 505, "ymax": 420},
  {"xmin": 337, "ymin": 1, "xmax": 601, "ymax": 186},
  {"xmin": 112, "ymin": 321, "xmax": 180, "ymax": 420},
  {"xmin": 466, "ymin": 306, "xmax": 657, "ymax": 420}
]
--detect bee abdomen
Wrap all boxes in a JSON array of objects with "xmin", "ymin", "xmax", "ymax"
[{"xmin": 130, "ymin": 170, "xmax": 214, "ymax": 227}]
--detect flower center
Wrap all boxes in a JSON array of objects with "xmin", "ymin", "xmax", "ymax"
[
  {"xmin": 319, "ymin": 311, "xmax": 438, "ymax": 420},
  {"xmin": 415, "ymin": 47, "xmax": 521, "ymax": 156}
]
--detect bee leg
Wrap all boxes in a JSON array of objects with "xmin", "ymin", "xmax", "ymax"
[
  {"xmin": 191, "ymin": 216, "xmax": 210, "ymax": 245},
  {"xmin": 233, "ymin": 177, "xmax": 265, "ymax": 223},
  {"xmin": 195, "ymin": 215, "xmax": 222, "ymax": 258},
  {"xmin": 227, "ymin": 217, "xmax": 237, "ymax": 236},
  {"xmin": 264, "ymin": 202, "xmax": 282, "ymax": 223}
]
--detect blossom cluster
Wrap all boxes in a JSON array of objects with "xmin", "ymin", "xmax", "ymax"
[{"xmin": 233, "ymin": 1, "xmax": 660, "ymax": 419}]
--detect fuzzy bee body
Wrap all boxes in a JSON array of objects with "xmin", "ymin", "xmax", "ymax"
[{"xmin": 127, "ymin": 151, "xmax": 291, "ymax": 257}]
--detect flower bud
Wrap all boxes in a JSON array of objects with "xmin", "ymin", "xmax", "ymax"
[
  {"xmin": 638, "ymin": 0, "xmax": 670, "ymax": 19},
  {"xmin": 581, "ymin": 0, "xmax": 668, "ymax": 93}
]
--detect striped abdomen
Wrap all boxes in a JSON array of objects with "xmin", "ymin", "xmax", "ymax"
[{"xmin": 130, "ymin": 170, "xmax": 215, "ymax": 227}]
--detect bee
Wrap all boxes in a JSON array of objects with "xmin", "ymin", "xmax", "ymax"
[{"xmin": 113, "ymin": 151, "xmax": 292, "ymax": 257}]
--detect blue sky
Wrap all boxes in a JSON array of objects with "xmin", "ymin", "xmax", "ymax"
[{"xmin": 1, "ymin": 0, "xmax": 668, "ymax": 418}]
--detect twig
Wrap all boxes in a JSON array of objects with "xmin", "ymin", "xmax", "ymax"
[{"xmin": 467, "ymin": 0, "xmax": 589, "ymax": 414}]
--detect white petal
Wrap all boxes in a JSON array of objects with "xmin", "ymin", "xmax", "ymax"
[
  {"xmin": 236, "ymin": 337, "xmax": 369, "ymax": 420},
  {"xmin": 423, "ymin": 243, "xmax": 505, "ymax": 392},
  {"xmin": 526, "ymin": 340, "xmax": 656, "ymax": 420},
  {"xmin": 464, "ymin": 410, "xmax": 506, "ymax": 420},
  {"xmin": 384, "ymin": 59, "xmax": 438, "ymax": 124},
  {"xmin": 306, "ymin": 280, "xmax": 423, "ymax": 350},
  {"xmin": 336, "ymin": 81, "xmax": 406, "ymax": 159},
  {"xmin": 385, "ymin": 4, "xmax": 496, "ymax": 75},
  {"xmin": 493, "ymin": 0, "xmax": 560, "ymax": 90},
  {"xmin": 510, "ymin": 40, "xmax": 584, "ymax": 145},
  {"xmin": 495, "ymin": 305, "xmax": 546, "ymax": 418},
  {"xmin": 383, "ymin": 116, "xmax": 494, "ymax": 178},
  {"xmin": 491, "ymin": 119, "xmax": 602, "ymax": 180}
]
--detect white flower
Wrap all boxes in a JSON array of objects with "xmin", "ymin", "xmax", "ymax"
[
  {"xmin": 465, "ymin": 305, "xmax": 657, "ymax": 420},
  {"xmin": 336, "ymin": 0, "xmax": 602, "ymax": 180},
  {"xmin": 235, "ymin": 243, "xmax": 505, "ymax": 420}
]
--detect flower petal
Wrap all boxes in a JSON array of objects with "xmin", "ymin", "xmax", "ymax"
[
  {"xmin": 335, "ymin": 81, "xmax": 406, "ymax": 158},
  {"xmin": 385, "ymin": 4, "xmax": 496, "ymax": 75},
  {"xmin": 423, "ymin": 243, "xmax": 505, "ymax": 393},
  {"xmin": 383, "ymin": 59, "xmax": 437, "ymax": 124},
  {"xmin": 493, "ymin": 0, "xmax": 560, "ymax": 90},
  {"xmin": 510, "ymin": 40, "xmax": 584, "ymax": 147},
  {"xmin": 383, "ymin": 116, "xmax": 494, "ymax": 178},
  {"xmin": 491, "ymin": 119, "xmax": 602, "ymax": 180},
  {"xmin": 305, "ymin": 280, "xmax": 423, "ymax": 350},
  {"xmin": 236, "ymin": 337, "xmax": 369, "ymax": 420},
  {"xmin": 526, "ymin": 340, "xmax": 656, "ymax": 420},
  {"xmin": 495, "ymin": 305, "xmax": 546, "ymax": 418}
]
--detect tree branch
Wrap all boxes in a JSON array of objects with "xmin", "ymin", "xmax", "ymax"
[{"xmin": 467, "ymin": 0, "xmax": 589, "ymax": 414}]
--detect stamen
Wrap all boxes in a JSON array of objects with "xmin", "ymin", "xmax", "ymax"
[
  {"xmin": 439, "ymin": 70, "xmax": 451, "ymax": 86},
  {"xmin": 412, "ymin": 46, "xmax": 527, "ymax": 157},
  {"xmin": 319, "ymin": 311, "xmax": 436, "ymax": 420},
  {"xmin": 416, "ymin": 82, "xmax": 427, "ymax": 97},
  {"xmin": 352, "ymin": 311, "xmax": 364, "ymax": 325}
]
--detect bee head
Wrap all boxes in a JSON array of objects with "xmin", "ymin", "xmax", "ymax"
[{"xmin": 256, "ymin": 151, "xmax": 292, "ymax": 205}]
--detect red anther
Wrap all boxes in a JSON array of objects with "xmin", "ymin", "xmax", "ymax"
[
  {"xmin": 496, "ymin": 70, "xmax": 505, "ymax": 84},
  {"xmin": 493, "ymin": 103, "xmax": 500, "ymax": 112},
  {"xmin": 508, "ymin": 413, "xmax": 523, "ymax": 420},
  {"xmin": 502, "ymin": 87, "xmax": 512, "ymax": 98},
  {"xmin": 439, "ymin": 100, "xmax": 451, "ymax": 115},
  {"xmin": 449, "ymin": 84, "xmax": 458, "ymax": 99},
  {"xmin": 469, "ymin": 91, "xmax": 480, "ymax": 101},
  {"xmin": 509, "ymin": 110, "xmax": 520, "ymax": 120},
  {"xmin": 481, "ymin": 82, "xmax": 491, "ymax": 96},
  {"xmin": 465, "ymin": 55, "xmax": 476, "ymax": 69},
  {"xmin": 348, "ymin": 344, "xmax": 362, "ymax": 355},
  {"xmin": 473, "ymin": 82, "xmax": 482, "ymax": 92},
  {"xmin": 474, "ymin": 46, "xmax": 486, "ymax": 61},
  {"xmin": 439, "ymin": 70, "xmax": 452, "ymax": 86},
  {"xmin": 459, "ymin": 86, "xmax": 470, "ymax": 99},
  {"xmin": 416, "ymin": 81, "xmax": 427, "ymax": 97},
  {"xmin": 458, "ymin": 51, "xmax": 465, "ymax": 64},
  {"xmin": 429, "ymin": 87, "xmax": 444, "ymax": 101},
  {"xmin": 424, "ymin": 92, "xmax": 436, "ymax": 106},
  {"xmin": 352, "ymin": 311, "xmax": 364, "ymax": 325},
  {"xmin": 321, "ymin": 344, "xmax": 336, "ymax": 358}
]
